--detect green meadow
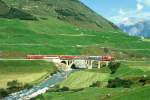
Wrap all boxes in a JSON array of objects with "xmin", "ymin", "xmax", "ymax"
[{"xmin": 0, "ymin": 60, "xmax": 56, "ymax": 88}]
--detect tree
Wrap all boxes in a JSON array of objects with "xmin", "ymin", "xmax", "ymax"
[
  {"xmin": 104, "ymin": 47, "xmax": 109, "ymax": 54},
  {"xmin": 108, "ymin": 62, "xmax": 121, "ymax": 74}
]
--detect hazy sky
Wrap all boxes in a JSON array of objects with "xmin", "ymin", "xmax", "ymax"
[{"xmin": 81, "ymin": 0, "xmax": 150, "ymax": 24}]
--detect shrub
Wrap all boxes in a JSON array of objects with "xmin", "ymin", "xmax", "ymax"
[
  {"xmin": 24, "ymin": 84, "xmax": 33, "ymax": 89},
  {"xmin": 0, "ymin": 89, "xmax": 9, "ymax": 98},
  {"xmin": 60, "ymin": 86, "xmax": 70, "ymax": 91},
  {"xmin": 123, "ymin": 80, "xmax": 133, "ymax": 88},
  {"xmin": 108, "ymin": 62, "xmax": 121, "ymax": 74},
  {"xmin": 48, "ymin": 85, "xmax": 60, "ymax": 92},
  {"xmin": 90, "ymin": 81, "xmax": 101, "ymax": 87},
  {"xmin": 107, "ymin": 77, "xmax": 133, "ymax": 88},
  {"xmin": 7, "ymin": 80, "xmax": 23, "ymax": 93},
  {"xmin": 72, "ymin": 88, "xmax": 84, "ymax": 92},
  {"xmin": 139, "ymin": 76, "xmax": 150, "ymax": 86},
  {"xmin": 1, "ymin": 8, "xmax": 37, "ymax": 20},
  {"xmin": 7, "ymin": 80, "xmax": 22, "ymax": 88},
  {"xmin": 103, "ymin": 48, "xmax": 109, "ymax": 54}
]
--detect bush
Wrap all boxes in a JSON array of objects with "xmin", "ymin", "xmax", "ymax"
[
  {"xmin": 24, "ymin": 84, "xmax": 33, "ymax": 89},
  {"xmin": 6, "ymin": 80, "xmax": 30, "ymax": 94},
  {"xmin": 60, "ymin": 86, "xmax": 70, "ymax": 91},
  {"xmin": 108, "ymin": 62, "xmax": 121, "ymax": 74},
  {"xmin": 90, "ymin": 81, "xmax": 101, "ymax": 87},
  {"xmin": 139, "ymin": 76, "xmax": 150, "ymax": 86},
  {"xmin": 107, "ymin": 77, "xmax": 133, "ymax": 88},
  {"xmin": 1, "ymin": 8, "xmax": 37, "ymax": 20},
  {"xmin": 50, "ymin": 70, "xmax": 57, "ymax": 76},
  {"xmin": 123, "ymin": 80, "xmax": 133, "ymax": 88},
  {"xmin": 72, "ymin": 88, "xmax": 84, "ymax": 92},
  {"xmin": 0, "ymin": 80, "xmax": 34, "ymax": 99},
  {"xmin": 7, "ymin": 80, "xmax": 22, "ymax": 88},
  {"xmin": 0, "ymin": 89, "xmax": 9, "ymax": 99},
  {"xmin": 47, "ymin": 85, "xmax": 60, "ymax": 92}
]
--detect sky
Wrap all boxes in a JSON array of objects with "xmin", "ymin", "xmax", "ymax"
[{"xmin": 81, "ymin": 0, "xmax": 150, "ymax": 25}]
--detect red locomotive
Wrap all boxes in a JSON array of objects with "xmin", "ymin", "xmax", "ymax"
[{"xmin": 102, "ymin": 56, "xmax": 114, "ymax": 61}]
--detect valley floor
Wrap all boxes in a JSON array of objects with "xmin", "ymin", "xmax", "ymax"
[
  {"xmin": 33, "ymin": 60, "xmax": 150, "ymax": 100},
  {"xmin": 34, "ymin": 85, "xmax": 150, "ymax": 100}
]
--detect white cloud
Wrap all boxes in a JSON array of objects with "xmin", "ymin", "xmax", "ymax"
[
  {"xmin": 137, "ymin": 0, "xmax": 150, "ymax": 7},
  {"xmin": 108, "ymin": 0, "xmax": 150, "ymax": 25},
  {"xmin": 137, "ymin": 3, "xmax": 143, "ymax": 11},
  {"xmin": 122, "ymin": 17, "xmax": 129, "ymax": 22},
  {"xmin": 109, "ymin": 10, "xmax": 150, "ymax": 25},
  {"xmin": 119, "ymin": 9, "xmax": 125, "ymax": 15}
]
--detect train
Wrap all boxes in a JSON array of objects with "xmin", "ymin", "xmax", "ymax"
[{"xmin": 26, "ymin": 55, "xmax": 114, "ymax": 61}]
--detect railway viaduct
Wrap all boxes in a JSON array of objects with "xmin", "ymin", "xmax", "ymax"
[
  {"xmin": 27, "ymin": 55, "xmax": 113, "ymax": 70},
  {"xmin": 58, "ymin": 59, "xmax": 109, "ymax": 69}
]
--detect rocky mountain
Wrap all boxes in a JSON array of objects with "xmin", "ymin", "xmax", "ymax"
[{"xmin": 119, "ymin": 20, "xmax": 150, "ymax": 38}]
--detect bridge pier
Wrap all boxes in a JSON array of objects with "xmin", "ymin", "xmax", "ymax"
[
  {"xmin": 60, "ymin": 60, "xmax": 109, "ymax": 70},
  {"xmin": 85, "ymin": 60, "xmax": 103, "ymax": 69},
  {"xmin": 88, "ymin": 60, "xmax": 93, "ymax": 69},
  {"xmin": 63, "ymin": 60, "xmax": 75, "ymax": 70},
  {"xmin": 86, "ymin": 60, "xmax": 93, "ymax": 69},
  {"xmin": 98, "ymin": 61, "xmax": 101, "ymax": 69},
  {"xmin": 106, "ymin": 61, "xmax": 109, "ymax": 67}
]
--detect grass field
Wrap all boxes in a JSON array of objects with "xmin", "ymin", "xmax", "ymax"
[
  {"xmin": 142, "ymin": 38, "xmax": 150, "ymax": 42},
  {"xmin": 0, "ymin": 60, "xmax": 56, "ymax": 88},
  {"xmin": 34, "ymin": 85, "xmax": 150, "ymax": 100},
  {"xmin": 0, "ymin": 17, "xmax": 150, "ymax": 58},
  {"xmin": 123, "ymin": 61, "xmax": 150, "ymax": 72},
  {"xmin": 60, "ymin": 71, "xmax": 110, "ymax": 89},
  {"xmin": 61, "ymin": 61, "xmax": 150, "ymax": 87}
]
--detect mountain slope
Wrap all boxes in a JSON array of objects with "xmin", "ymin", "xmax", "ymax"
[
  {"xmin": 0, "ymin": 0, "xmax": 36, "ymax": 20},
  {"xmin": 2, "ymin": 0, "xmax": 118, "ymax": 31},
  {"xmin": 0, "ymin": 0, "xmax": 9, "ymax": 15}
]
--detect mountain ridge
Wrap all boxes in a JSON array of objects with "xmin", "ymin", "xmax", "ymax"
[{"xmin": 1, "ymin": 0, "xmax": 118, "ymax": 31}]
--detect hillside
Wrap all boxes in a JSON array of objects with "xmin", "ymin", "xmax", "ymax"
[
  {"xmin": 0, "ymin": 0, "xmax": 36, "ymax": 20},
  {"xmin": 2, "ymin": 0, "xmax": 117, "ymax": 31},
  {"xmin": 0, "ymin": 0, "xmax": 150, "ymax": 59},
  {"xmin": 0, "ymin": 0, "xmax": 9, "ymax": 15}
]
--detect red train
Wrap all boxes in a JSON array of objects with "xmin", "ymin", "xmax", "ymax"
[{"xmin": 26, "ymin": 55, "xmax": 114, "ymax": 61}]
